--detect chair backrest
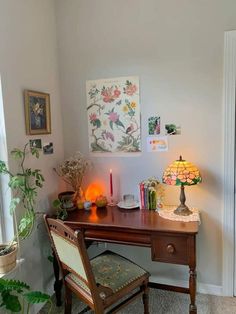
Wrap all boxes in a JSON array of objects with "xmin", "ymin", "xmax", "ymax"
[{"xmin": 44, "ymin": 215, "xmax": 102, "ymax": 309}]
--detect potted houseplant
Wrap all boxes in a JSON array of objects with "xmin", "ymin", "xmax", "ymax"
[
  {"xmin": 53, "ymin": 151, "xmax": 90, "ymax": 208},
  {"xmin": 0, "ymin": 143, "xmax": 44, "ymax": 273}
]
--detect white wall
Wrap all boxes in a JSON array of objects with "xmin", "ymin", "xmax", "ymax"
[
  {"xmin": 0, "ymin": 0, "xmax": 64, "ymax": 312},
  {"xmin": 55, "ymin": 0, "xmax": 236, "ymax": 293}
]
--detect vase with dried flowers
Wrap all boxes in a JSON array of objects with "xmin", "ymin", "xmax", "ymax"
[{"xmin": 54, "ymin": 152, "xmax": 90, "ymax": 208}]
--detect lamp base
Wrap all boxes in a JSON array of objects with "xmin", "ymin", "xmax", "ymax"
[{"xmin": 174, "ymin": 204, "xmax": 192, "ymax": 216}]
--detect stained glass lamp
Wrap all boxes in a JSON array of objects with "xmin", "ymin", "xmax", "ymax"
[{"xmin": 162, "ymin": 156, "xmax": 202, "ymax": 216}]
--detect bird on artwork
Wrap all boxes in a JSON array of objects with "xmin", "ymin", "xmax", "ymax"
[{"xmin": 125, "ymin": 123, "xmax": 134, "ymax": 134}]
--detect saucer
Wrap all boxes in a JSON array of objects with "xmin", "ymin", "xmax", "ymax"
[{"xmin": 117, "ymin": 201, "xmax": 139, "ymax": 209}]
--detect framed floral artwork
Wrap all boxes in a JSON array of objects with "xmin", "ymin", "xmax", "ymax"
[
  {"xmin": 86, "ymin": 76, "xmax": 141, "ymax": 154},
  {"xmin": 24, "ymin": 90, "xmax": 51, "ymax": 135}
]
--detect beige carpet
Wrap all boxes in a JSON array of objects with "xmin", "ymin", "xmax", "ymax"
[{"xmin": 39, "ymin": 288, "xmax": 236, "ymax": 314}]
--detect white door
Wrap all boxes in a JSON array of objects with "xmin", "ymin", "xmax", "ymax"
[{"xmin": 223, "ymin": 30, "xmax": 236, "ymax": 297}]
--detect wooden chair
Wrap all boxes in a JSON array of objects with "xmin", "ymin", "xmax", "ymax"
[{"xmin": 44, "ymin": 215, "xmax": 150, "ymax": 314}]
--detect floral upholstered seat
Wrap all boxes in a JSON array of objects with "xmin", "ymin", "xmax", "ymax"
[{"xmin": 66, "ymin": 251, "xmax": 148, "ymax": 298}]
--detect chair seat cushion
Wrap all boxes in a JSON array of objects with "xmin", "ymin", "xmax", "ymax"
[
  {"xmin": 91, "ymin": 251, "xmax": 148, "ymax": 293},
  {"xmin": 66, "ymin": 251, "xmax": 148, "ymax": 294}
]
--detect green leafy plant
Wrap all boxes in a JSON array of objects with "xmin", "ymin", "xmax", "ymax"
[
  {"xmin": 0, "ymin": 143, "xmax": 44, "ymax": 254},
  {"xmin": 0, "ymin": 278, "xmax": 52, "ymax": 313},
  {"xmin": 52, "ymin": 198, "xmax": 68, "ymax": 221}
]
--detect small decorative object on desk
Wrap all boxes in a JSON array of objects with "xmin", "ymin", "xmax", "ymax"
[
  {"xmin": 117, "ymin": 194, "xmax": 139, "ymax": 209},
  {"xmin": 139, "ymin": 177, "xmax": 165, "ymax": 210},
  {"xmin": 95, "ymin": 195, "xmax": 108, "ymax": 208},
  {"xmin": 123, "ymin": 194, "xmax": 135, "ymax": 207},
  {"xmin": 54, "ymin": 151, "xmax": 90, "ymax": 204},
  {"xmin": 84, "ymin": 201, "xmax": 92, "ymax": 210},
  {"xmin": 158, "ymin": 205, "xmax": 201, "ymax": 223}
]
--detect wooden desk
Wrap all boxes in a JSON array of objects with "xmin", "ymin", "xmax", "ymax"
[{"xmin": 61, "ymin": 205, "xmax": 199, "ymax": 313}]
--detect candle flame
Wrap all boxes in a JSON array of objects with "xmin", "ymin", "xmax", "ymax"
[{"xmin": 110, "ymin": 169, "xmax": 112, "ymax": 173}]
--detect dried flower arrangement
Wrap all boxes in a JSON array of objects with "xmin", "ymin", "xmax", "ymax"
[
  {"xmin": 54, "ymin": 152, "xmax": 90, "ymax": 199},
  {"xmin": 54, "ymin": 152, "xmax": 90, "ymax": 191}
]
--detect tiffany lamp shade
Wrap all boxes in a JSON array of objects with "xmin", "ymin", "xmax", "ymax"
[{"xmin": 162, "ymin": 156, "xmax": 202, "ymax": 216}]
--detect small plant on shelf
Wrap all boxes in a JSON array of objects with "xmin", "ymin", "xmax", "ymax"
[{"xmin": 52, "ymin": 198, "xmax": 68, "ymax": 221}]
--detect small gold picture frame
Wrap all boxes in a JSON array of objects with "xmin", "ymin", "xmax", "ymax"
[{"xmin": 24, "ymin": 90, "xmax": 51, "ymax": 135}]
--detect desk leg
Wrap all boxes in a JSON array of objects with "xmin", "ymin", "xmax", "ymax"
[
  {"xmin": 189, "ymin": 267, "xmax": 197, "ymax": 313},
  {"xmin": 53, "ymin": 251, "xmax": 63, "ymax": 306}
]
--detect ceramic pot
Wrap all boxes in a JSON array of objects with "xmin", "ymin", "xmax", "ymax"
[{"xmin": 0, "ymin": 243, "xmax": 17, "ymax": 274}]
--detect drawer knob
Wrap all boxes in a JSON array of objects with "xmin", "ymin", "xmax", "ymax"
[{"xmin": 166, "ymin": 244, "xmax": 175, "ymax": 254}]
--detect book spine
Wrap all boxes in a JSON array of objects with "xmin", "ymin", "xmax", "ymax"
[
  {"xmin": 145, "ymin": 186, "xmax": 149, "ymax": 209},
  {"xmin": 148, "ymin": 188, "xmax": 156, "ymax": 210},
  {"xmin": 140, "ymin": 183, "xmax": 145, "ymax": 209}
]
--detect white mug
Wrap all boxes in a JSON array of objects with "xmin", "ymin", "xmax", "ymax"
[{"xmin": 123, "ymin": 194, "xmax": 135, "ymax": 207}]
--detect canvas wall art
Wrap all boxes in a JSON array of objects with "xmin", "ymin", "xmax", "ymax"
[
  {"xmin": 86, "ymin": 76, "xmax": 141, "ymax": 154},
  {"xmin": 24, "ymin": 90, "xmax": 51, "ymax": 135}
]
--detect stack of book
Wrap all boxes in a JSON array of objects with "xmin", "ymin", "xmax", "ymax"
[{"xmin": 139, "ymin": 177, "xmax": 160, "ymax": 210}]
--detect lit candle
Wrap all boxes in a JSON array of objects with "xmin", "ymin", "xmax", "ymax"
[{"xmin": 109, "ymin": 169, "xmax": 113, "ymax": 197}]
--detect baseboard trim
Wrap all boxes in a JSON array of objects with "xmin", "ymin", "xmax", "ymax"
[{"xmin": 150, "ymin": 276, "xmax": 222, "ymax": 296}]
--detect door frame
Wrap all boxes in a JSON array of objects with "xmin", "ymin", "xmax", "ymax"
[{"xmin": 223, "ymin": 30, "xmax": 236, "ymax": 296}]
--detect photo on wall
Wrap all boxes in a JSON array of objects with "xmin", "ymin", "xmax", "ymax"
[
  {"xmin": 165, "ymin": 124, "xmax": 181, "ymax": 135},
  {"xmin": 147, "ymin": 136, "xmax": 168, "ymax": 152},
  {"xmin": 43, "ymin": 142, "xmax": 54, "ymax": 154},
  {"xmin": 29, "ymin": 139, "xmax": 42, "ymax": 149},
  {"xmin": 148, "ymin": 116, "xmax": 160, "ymax": 135},
  {"xmin": 86, "ymin": 76, "xmax": 141, "ymax": 154}
]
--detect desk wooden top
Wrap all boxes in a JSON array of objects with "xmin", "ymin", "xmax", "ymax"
[{"xmin": 65, "ymin": 205, "xmax": 199, "ymax": 235}]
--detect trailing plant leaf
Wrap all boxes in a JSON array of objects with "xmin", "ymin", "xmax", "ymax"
[
  {"xmin": 30, "ymin": 147, "xmax": 40, "ymax": 158},
  {"xmin": 9, "ymin": 198, "xmax": 21, "ymax": 215},
  {"xmin": 56, "ymin": 208, "xmax": 68, "ymax": 220},
  {"xmin": 18, "ymin": 211, "xmax": 35, "ymax": 240},
  {"xmin": 25, "ymin": 187, "xmax": 37, "ymax": 201},
  {"xmin": 52, "ymin": 199, "xmax": 61, "ymax": 208},
  {"xmin": 52, "ymin": 199, "xmax": 68, "ymax": 220},
  {"xmin": 2, "ymin": 292, "xmax": 21, "ymax": 312},
  {"xmin": 0, "ymin": 279, "xmax": 50, "ymax": 313},
  {"xmin": 10, "ymin": 149, "xmax": 24, "ymax": 160},
  {"xmin": 0, "ymin": 279, "xmax": 30, "ymax": 292},
  {"xmin": 47, "ymin": 255, "xmax": 54, "ymax": 263},
  {"xmin": 8, "ymin": 175, "xmax": 25, "ymax": 189},
  {"xmin": 0, "ymin": 161, "xmax": 7, "ymax": 174},
  {"xmin": 23, "ymin": 291, "xmax": 50, "ymax": 304}
]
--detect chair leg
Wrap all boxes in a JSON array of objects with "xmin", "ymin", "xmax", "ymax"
[
  {"xmin": 142, "ymin": 280, "xmax": 149, "ymax": 314},
  {"xmin": 64, "ymin": 285, "xmax": 72, "ymax": 314}
]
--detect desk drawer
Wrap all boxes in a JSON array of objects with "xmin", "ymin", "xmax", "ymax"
[{"xmin": 151, "ymin": 234, "xmax": 189, "ymax": 265}]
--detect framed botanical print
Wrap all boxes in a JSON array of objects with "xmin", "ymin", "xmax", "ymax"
[{"xmin": 24, "ymin": 90, "xmax": 51, "ymax": 135}]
